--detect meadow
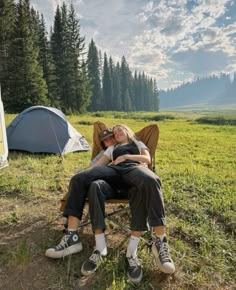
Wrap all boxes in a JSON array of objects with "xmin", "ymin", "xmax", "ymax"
[{"xmin": 0, "ymin": 111, "xmax": 235, "ymax": 290}]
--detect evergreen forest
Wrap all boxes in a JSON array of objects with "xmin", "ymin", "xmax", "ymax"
[
  {"xmin": 160, "ymin": 73, "xmax": 236, "ymax": 109},
  {"xmin": 0, "ymin": 0, "xmax": 160, "ymax": 113}
]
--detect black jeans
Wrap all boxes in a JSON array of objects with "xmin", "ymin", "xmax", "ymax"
[
  {"xmin": 88, "ymin": 180, "xmax": 116, "ymax": 231},
  {"xmin": 63, "ymin": 165, "xmax": 166, "ymax": 231}
]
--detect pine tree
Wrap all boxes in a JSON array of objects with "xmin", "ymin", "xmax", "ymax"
[
  {"xmin": 108, "ymin": 56, "xmax": 115, "ymax": 109},
  {"xmin": 98, "ymin": 49, "xmax": 103, "ymax": 81},
  {"xmin": 87, "ymin": 39, "xmax": 102, "ymax": 111},
  {"xmin": 0, "ymin": 0, "xmax": 160, "ymax": 113},
  {"xmin": 77, "ymin": 60, "xmax": 91, "ymax": 113},
  {"xmin": 51, "ymin": 2, "xmax": 90, "ymax": 112},
  {"xmin": 102, "ymin": 52, "xmax": 112, "ymax": 110},
  {"xmin": 0, "ymin": 0, "xmax": 16, "ymax": 103},
  {"xmin": 29, "ymin": 6, "xmax": 40, "ymax": 48},
  {"xmin": 38, "ymin": 14, "xmax": 58, "ymax": 106},
  {"xmin": 133, "ymin": 71, "xmax": 139, "ymax": 110},
  {"xmin": 7, "ymin": 0, "xmax": 48, "ymax": 112},
  {"xmin": 124, "ymin": 88, "xmax": 132, "ymax": 111},
  {"xmin": 112, "ymin": 62, "xmax": 122, "ymax": 111},
  {"xmin": 153, "ymin": 79, "xmax": 159, "ymax": 111},
  {"xmin": 67, "ymin": 3, "xmax": 89, "ymax": 112},
  {"xmin": 140, "ymin": 72, "xmax": 146, "ymax": 110},
  {"xmin": 59, "ymin": 2, "xmax": 71, "ymax": 111},
  {"xmin": 120, "ymin": 56, "xmax": 133, "ymax": 111},
  {"xmin": 51, "ymin": 5, "xmax": 64, "ymax": 105}
]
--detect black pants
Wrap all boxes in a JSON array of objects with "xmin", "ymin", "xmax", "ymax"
[
  {"xmin": 88, "ymin": 180, "xmax": 117, "ymax": 231},
  {"xmin": 63, "ymin": 165, "xmax": 166, "ymax": 231}
]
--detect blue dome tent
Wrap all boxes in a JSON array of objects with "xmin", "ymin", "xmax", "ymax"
[{"xmin": 7, "ymin": 106, "xmax": 90, "ymax": 155}]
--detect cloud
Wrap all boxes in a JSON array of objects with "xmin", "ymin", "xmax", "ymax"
[
  {"xmin": 173, "ymin": 49, "xmax": 230, "ymax": 74},
  {"xmin": 129, "ymin": 0, "xmax": 235, "ymax": 81},
  {"xmin": 30, "ymin": 0, "xmax": 236, "ymax": 89},
  {"xmin": 80, "ymin": 18, "xmax": 97, "ymax": 29}
]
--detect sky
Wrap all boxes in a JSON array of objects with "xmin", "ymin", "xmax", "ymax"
[{"xmin": 30, "ymin": 0, "xmax": 236, "ymax": 90}]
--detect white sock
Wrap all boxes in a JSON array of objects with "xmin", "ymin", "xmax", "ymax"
[
  {"xmin": 67, "ymin": 228, "xmax": 77, "ymax": 232},
  {"xmin": 126, "ymin": 235, "xmax": 140, "ymax": 258},
  {"xmin": 95, "ymin": 233, "xmax": 107, "ymax": 256}
]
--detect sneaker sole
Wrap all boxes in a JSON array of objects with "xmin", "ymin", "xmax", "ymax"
[
  {"xmin": 81, "ymin": 253, "xmax": 105, "ymax": 276},
  {"xmin": 127, "ymin": 271, "xmax": 143, "ymax": 284},
  {"xmin": 81, "ymin": 264, "xmax": 97, "ymax": 276},
  {"xmin": 45, "ymin": 243, "xmax": 83, "ymax": 258},
  {"xmin": 152, "ymin": 244, "xmax": 175, "ymax": 274}
]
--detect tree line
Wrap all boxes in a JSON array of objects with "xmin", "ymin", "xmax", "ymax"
[
  {"xmin": 0, "ymin": 0, "xmax": 159, "ymax": 113},
  {"xmin": 159, "ymin": 73, "xmax": 236, "ymax": 108}
]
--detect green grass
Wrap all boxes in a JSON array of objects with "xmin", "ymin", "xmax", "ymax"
[{"xmin": 0, "ymin": 111, "xmax": 235, "ymax": 290}]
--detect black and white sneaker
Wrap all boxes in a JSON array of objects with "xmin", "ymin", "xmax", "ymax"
[
  {"xmin": 126, "ymin": 256, "xmax": 143, "ymax": 283},
  {"xmin": 81, "ymin": 250, "xmax": 103, "ymax": 276},
  {"xmin": 45, "ymin": 230, "xmax": 83, "ymax": 258},
  {"xmin": 152, "ymin": 236, "xmax": 175, "ymax": 274}
]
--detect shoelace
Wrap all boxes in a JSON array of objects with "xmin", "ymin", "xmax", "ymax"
[
  {"xmin": 156, "ymin": 240, "xmax": 171, "ymax": 263},
  {"xmin": 55, "ymin": 234, "xmax": 70, "ymax": 250},
  {"xmin": 128, "ymin": 256, "xmax": 139, "ymax": 268},
  {"xmin": 89, "ymin": 252, "xmax": 101, "ymax": 264}
]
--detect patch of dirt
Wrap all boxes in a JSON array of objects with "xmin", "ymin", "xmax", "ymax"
[{"xmin": 0, "ymin": 203, "xmax": 131, "ymax": 290}]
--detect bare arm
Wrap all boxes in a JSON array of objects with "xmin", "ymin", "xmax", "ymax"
[
  {"xmin": 89, "ymin": 151, "xmax": 103, "ymax": 167},
  {"xmin": 111, "ymin": 148, "xmax": 151, "ymax": 165},
  {"xmin": 90, "ymin": 154, "xmax": 110, "ymax": 168}
]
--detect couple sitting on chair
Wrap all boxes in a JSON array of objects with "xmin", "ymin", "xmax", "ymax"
[{"xmin": 45, "ymin": 124, "xmax": 175, "ymax": 284}]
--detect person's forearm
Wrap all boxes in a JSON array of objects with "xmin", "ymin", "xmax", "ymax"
[
  {"xmin": 91, "ymin": 155, "xmax": 110, "ymax": 168},
  {"xmin": 124, "ymin": 154, "xmax": 151, "ymax": 164}
]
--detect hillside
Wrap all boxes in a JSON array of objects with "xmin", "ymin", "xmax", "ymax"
[{"xmin": 159, "ymin": 73, "xmax": 236, "ymax": 109}]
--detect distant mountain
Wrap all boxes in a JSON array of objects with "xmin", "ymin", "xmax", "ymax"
[{"xmin": 159, "ymin": 73, "xmax": 236, "ymax": 109}]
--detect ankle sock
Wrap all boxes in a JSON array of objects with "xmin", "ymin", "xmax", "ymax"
[
  {"xmin": 126, "ymin": 235, "xmax": 140, "ymax": 258},
  {"xmin": 95, "ymin": 233, "xmax": 107, "ymax": 256},
  {"xmin": 67, "ymin": 228, "xmax": 77, "ymax": 233}
]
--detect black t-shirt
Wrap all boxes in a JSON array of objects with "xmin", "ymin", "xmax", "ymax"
[{"xmin": 112, "ymin": 142, "xmax": 140, "ymax": 167}]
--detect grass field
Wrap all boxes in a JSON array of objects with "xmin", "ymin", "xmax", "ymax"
[{"xmin": 0, "ymin": 111, "xmax": 235, "ymax": 290}]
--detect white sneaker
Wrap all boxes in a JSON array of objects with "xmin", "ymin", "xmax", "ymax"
[{"xmin": 45, "ymin": 230, "xmax": 83, "ymax": 258}]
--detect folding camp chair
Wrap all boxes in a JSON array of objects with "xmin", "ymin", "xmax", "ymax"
[{"xmin": 60, "ymin": 121, "xmax": 159, "ymax": 245}]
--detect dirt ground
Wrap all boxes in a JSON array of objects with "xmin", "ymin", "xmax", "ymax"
[{"xmin": 0, "ymin": 203, "xmax": 145, "ymax": 290}]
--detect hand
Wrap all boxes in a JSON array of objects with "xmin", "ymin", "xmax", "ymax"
[
  {"xmin": 139, "ymin": 162, "xmax": 148, "ymax": 167},
  {"xmin": 110, "ymin": 155, "xmax": 127, "ymax": 165}
]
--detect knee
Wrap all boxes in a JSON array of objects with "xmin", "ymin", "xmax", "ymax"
[
  {"xmin": 141, "ymin": 173, "xmax": 160, "ymax": 186},
  {"xmin": 89, "ymin": 180, "xmax": 106, "ymax": 191},
  {"xmin": 68, "ymin": 175, "xmax": 78, "ymax": 192},
  {"xmin": 70, "ymin": 172, "xmax": 82, "ymax": 183},
  {"xmin": 87, "ymin": 180, "xmax": 103, "ymax": 200},
  {"xmin": 69, "ymin": 175, "xmax": 77, "ymax": 186},
  {"xmin": 70, "ymin": 170, "xmax": 89, "ymax": 185},
  {"xmin": 88, "ymin": 181, "xmax": 98, "ymax": 196}
]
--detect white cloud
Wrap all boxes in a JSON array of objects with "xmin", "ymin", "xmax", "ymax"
[
  {"xmin": 30, "ymin": 0, "xmax": 235, "ymax": 89},
  {"xmin": 128, "ymin": 0, "xmax": 235, "ymax": 84}
]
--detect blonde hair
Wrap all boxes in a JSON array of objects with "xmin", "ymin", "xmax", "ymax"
[{"xmin": 113, "ymin": 124, "xmax": 141, "ymax": 153}]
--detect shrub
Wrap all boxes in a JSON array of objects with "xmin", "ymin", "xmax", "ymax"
[{"xmin": 195, "ymin": 116, "xmax": 236, "ymax": 125}]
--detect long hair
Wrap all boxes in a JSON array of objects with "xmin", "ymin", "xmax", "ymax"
[{"xmin": 113, "ymin": 124, "xmax": 141, "ymax": 153}]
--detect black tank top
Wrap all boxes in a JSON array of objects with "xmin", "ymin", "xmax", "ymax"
[{"xmin": 112, "ymin": 141, "xmax": 140, "ymax": 167}]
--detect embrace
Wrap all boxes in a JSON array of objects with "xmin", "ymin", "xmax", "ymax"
[{"xmin": 46, "ymin": 124, "xmax": 175, "ymax": 284}]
